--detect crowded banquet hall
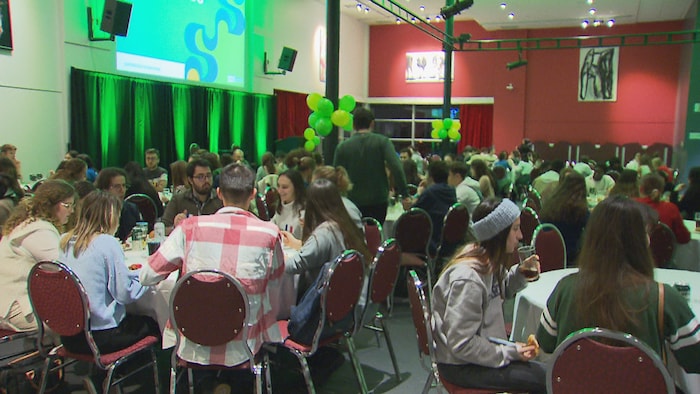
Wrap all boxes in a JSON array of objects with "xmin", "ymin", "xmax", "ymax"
[{"xmin": 1, "ymin": 0, "xmax": 700, "ymax": 393}]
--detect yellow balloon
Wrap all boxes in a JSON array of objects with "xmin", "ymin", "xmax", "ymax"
[
  {"xmin": 451, "ymin": 120, "xmax": 461, "ymax": 130},
  {"xmin": 431, "ymin": 119, "xmax": 443, "ymax": 129},
  {"xmin": 306, "ymin": 93, "xmax": 323, "ymax": 111}
]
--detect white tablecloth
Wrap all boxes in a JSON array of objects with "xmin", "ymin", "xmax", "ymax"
[
  {"xmin": 510, "ymin": 268, "xmax": 700, "ymax": 393},
  {"xmin": 670, "ymin": 220, "xmax": 700, "ymax": 272},
  {"xmin": 124, "ymin": 249, "xmax": 178, "ymax": 349}
]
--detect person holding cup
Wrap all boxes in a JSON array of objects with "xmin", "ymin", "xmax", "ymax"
[{"xmin": 432, "ymin": 198, "xmax": 545, "ymax": 393}]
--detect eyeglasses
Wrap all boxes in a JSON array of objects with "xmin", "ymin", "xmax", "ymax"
[
  {"xmin": 192, "ymin": 174, "xmax": 213, "ymax": 181},
  {"xmin": 60, "ymin": 202, "xmax": 75, "ymax": 209}
]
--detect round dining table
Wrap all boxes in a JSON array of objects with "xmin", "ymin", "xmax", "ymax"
[{"xmin": 510, "ymin": 268, "xmax": 700, "ymax": 394}]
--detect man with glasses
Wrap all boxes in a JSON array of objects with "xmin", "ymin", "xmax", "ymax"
[
  {"xmin": 161, "ymin": 158, "xmax": 223, "ymax": 233},
  {"xmin": 95, "ymin": 167, "xmax": 141, "ymax": 241}
]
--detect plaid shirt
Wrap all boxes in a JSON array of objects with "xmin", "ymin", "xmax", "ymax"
[{"xmin": 141, "ymin": 206, "xmax": 292, "ymax": 366}]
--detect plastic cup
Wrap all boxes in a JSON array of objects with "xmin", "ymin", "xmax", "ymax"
[{"xmin": 517, "ymin": 245, "xmax": 539, "ymax": 281}]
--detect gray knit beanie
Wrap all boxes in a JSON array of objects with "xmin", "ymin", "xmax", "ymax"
[{"xmin": 471, "ymin": 199, "xmax": 521, "ymax": 242}]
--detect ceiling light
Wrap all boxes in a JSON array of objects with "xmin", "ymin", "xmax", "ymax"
[
  {"xmin": 356, "ymin": 3, "xmax": 362, "ymax": 12},
  {"xmin": 364, "ymin": 6, "xmax": 370, "ymax": 13},
  {"xmin": 500, "ymin": 3, "xmax": 507, "ymax": 9},
  {"xmin": 587, "ymin": 0, "xmax": 594, "ymax": 4},
  {"xmin": 607, "ymin": 19, "xmax": 615, "ymax": 27},
  {"xmin": 396, "ymin": 18, "xmax": 401, "ymax": 24},
  {"xmin": 435, "ymin": 15, "xmax": 441, "ymax": 21},
  {"xmin": 440, "ymin": 0, "xmax": 474, "ymax": 19},
  {"xmin": 508, "ymin": 12, "xmax": 515, "ymax": 20},
  {"xmin": 593, "ymin": 19, "xmax": 601, "ymax": 27},
  {"xmin": 581, "ymin": 20, "xmax": 589, "ymax": 28},
  {"xmin": 411, "ymin": 17, "xmax": 417, "ymax": 23},
  {"xmin": 426, "ymin": 16, "xmax": 431, "ymax": 23},
  {"xmin": 589, "ymin": 8, "xmax": 596, "ymax": 15},
  {"xmin": 419, "ymin": 5, "xmax": 425, "ymax": 11}
]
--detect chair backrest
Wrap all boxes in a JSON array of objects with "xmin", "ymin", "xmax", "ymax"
[
  {"xmin": 264, "ymin": 187, "xmax": 280, "ymax": 216},
  {"xmin": 436, "ymin": 203, "xmax": 469, "ymax": 260},
  {"xmin": 362, "ymin": 216, "xmax": 384, "ymax": 257},
  {"xmin": 367, "ymin": 239, "xmax": 401, "ymax": 305},
  {"xmin": 526, "ymin": 188, "xmax": 542, "ymax": 212},
  {"xmin": 169, "ymin": 270, "xmax": 253, "ymax": 368},
  {"xmin": 406, "ymin": 270, "xmax": 434, "ymax": 365},
  {"xmin": 125, "ymin": 193, "xmax": 158, "ymax": 231},
  {"xmin": 520, "ymin": 207, "xmax": 540, "ymax": 245},
  {"xmin": 547, "ymin": 327, "xmax": 675, "ymax": 394},
  {"xmin": 254, "ymin": 193, "xmax": 269, "ymax": 221},
  {"xmin": 532, "ymin": 223, "xmax": 567, "ymax": 272},
  {"xmin": 394, "ymin": 208, "xmax": 432, "ymax": 256},
  {"xmin": 28, "ymin": 261, "xmax": 105, "ymax": 362},
  {"xmin": 649, "ymin": 222, "xmax": 676, "ymax": 268}
]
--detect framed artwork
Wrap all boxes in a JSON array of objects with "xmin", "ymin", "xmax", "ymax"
[
  {"xmin": 579, "ymin": 46, "xmax": 619, "ymax": 102},
  {"xmin": 0, "ymin": 0, "xmax": 11, "ymax": 50},
  {"xmin": 405, "ymin": 51, "xmax": 453, "ymax": 83}
]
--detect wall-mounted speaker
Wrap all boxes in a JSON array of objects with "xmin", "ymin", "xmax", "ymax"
[
  {"xmin": 100, "ymin": 0, "xmax": 132, "ymax": 37},
  {"xmin": 278, "ymin": 47, "xmax": 298, "ymax": 72}
]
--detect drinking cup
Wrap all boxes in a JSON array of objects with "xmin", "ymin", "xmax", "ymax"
[{"xmin": 517, "ymin": 245, "xmax": 539, "ymax": 281}]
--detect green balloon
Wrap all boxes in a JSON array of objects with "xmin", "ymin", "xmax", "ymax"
[
  {"xmin": 339, "ymin": 95, "xmax": 356, "ymax": 112},
  {"xmin": 316, "ymin": 98, "xmax": 334, "ymax": 117},
  {"xmin": 448, "ymin": 129, "xmax": 460, "ymax": 140},
  {"xmin": 315, "ymin": 117, "xmax": 333, "ymax": 136},
  {"xmin": 443, "ymin": 118, "xmax": 453, "ymax": 129},
  {"xmin": 303, "ymin": 128, "xmax": 315, "ymax": 140},
  {"xmin": 342, "ymin": 114, "xmax": 354, "ymax": 131},
  {"xmin": 304, "ymin": 140, "xmax": 316, "ymax": 152},
  {"xmin": 438, "ymin": 129, "xmax": 448, "ymax": 139},
  {"xmin": 308, "ymin": 112, "xmax": 319, "ymax": 128},
  {"xmin": 313, "ymin": 136, "xmax": 321, "ymax": 146}
]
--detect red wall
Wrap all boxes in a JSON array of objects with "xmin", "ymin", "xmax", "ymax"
[{"xmin": 369, "ymin": 20, "xmax": 684, "ymax": 152}]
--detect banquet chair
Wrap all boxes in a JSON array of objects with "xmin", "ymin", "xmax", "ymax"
[
  {"xmin": 406, "ymin": 270, "xmax": 495, "ymax": 394},
  {"xmin": 264, "ymin": 187, "xmax": 280, "ymax": 216},
  {"xmin": 531, "ymin": 223, "xmax": 567, "ymax": 272},
  {"xmin": 276, "ymin": 250, "xmax": 367, "ymax": 394},
  {"xmin": 359, "ymin": 239, "xmax": 401, "ymax": 381},
  {"xmin": 0, "ymin": 329, "xmax": 37, "ymax": 367},
  {"xmin": 125, "ymin": 193, "xmax": 158, "ymax": 231},
  {"xmin": 169, "ymin": 269, "xmax": 268, "ymax": 394},
  {"xmin": 526, "ymin": 188, "xmax": 542, "ymax": 212},
  {"xmin": 362, "ymin": 216, "xmax": 384, "ymax": 258},
  {"xmin": 254, "ymin": 193, "xmax": 270, "ymax": 221},
  {"xmin": 435, "ymin": 203, "xmax": 469, "ymax": 268},
  {"xmin": 547, "ymin": 327, "xmax": 674, "ymax": 394},
  {"xmin": 27, "ymin": 261, "xmax": 159, "ymax": 394},
  {"xmin": 649, "ymin": 222, "xmax": 676, "ymax": 268},
  {"xmin": 394, "ymin": 208, "xmax": 434, "ymax": 293},
  {"xmin": 520, "ymin": 207, "xmax": 540, "ymax": 246}
]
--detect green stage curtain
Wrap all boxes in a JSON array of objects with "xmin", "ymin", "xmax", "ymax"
[{"xmin": 70, "ymin": 67, "xmax": 276, "ymax": 170}]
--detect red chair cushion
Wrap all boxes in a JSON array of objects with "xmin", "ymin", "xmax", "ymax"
[{"xmin": 57, "ymin": 335, "xmax": 158, "ymax": 366}]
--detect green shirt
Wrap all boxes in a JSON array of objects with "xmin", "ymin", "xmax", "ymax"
[
  {"xmin": 333, "ymin": 132, "xmax": 407, "ymax": 207},
  {"xmin": 537, "ymin": 273, "xmax": 700, "ymax": 374}
]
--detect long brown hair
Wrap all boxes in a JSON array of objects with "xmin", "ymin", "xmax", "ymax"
[
  {"xmin": 574, "ymin": 195, "xmax": 654, "ymax": 332},
  {"xmin": 441, "ymin": 198, "xmax": 513, "ymax": 286},
  {"xmin": 540, "ymin": 172, "xmax": 588, "ymax": 224},
  {"xmin": 2, "ymin": 180, "xmax": 76, "ymax": 236},
  {"xmin": 302, "ymin": 178, "xmax": 370, "ymax": 262},
  {"xmin": 60, "ymin": 191, "xmax": 122, "ymax": 257}
]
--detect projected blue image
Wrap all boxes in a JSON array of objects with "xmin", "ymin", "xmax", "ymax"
[{"xmin": 116, "ymin": 0, "xmax": 245, "ymax": 87}]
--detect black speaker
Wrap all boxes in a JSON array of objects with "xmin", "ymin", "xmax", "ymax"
[
  {"xmin": 278, "ymin": 47, "xmax": 298, "ymax": 72},
  {"xmin": 100, "ymin": 0, "xmax": 132, "ymax": 37}
]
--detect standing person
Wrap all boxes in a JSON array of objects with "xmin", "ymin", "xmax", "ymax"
[
  {"xmin": 141, "ymin": 164, "xmax": 293, "ymax": 367},
  {"xmin": 0, "ymin": 180, "xmax": 76, "ymax": 332},
  {"xmin": 161, "ymin": 159, "xmax": 223, "ymax": 233},
  {"xmin": 143, "ymin": 148, "xmax": 168, "ymax": 192},
  {"xmin": 58, "ymin": 191, "xmax": 159, "ymax": 354},
  {"xmin": 432, "ymin": 198, "xmax": 545, "ymax": 393},
  {"xmin": 333, "ymin": 107, "xmax": 409, "ymax": 223},
  {"xmin": 270, "ymin": 169, "xmax": 305, "ymax": 239},
  {"xmin": 537, "ymin": 196, "xmax": 700, "ymax": 374},
  {"xmin": 636, "ymin": 174, "xmax": 690, "ymax": 244},
  {"xmin": 95, "ymin": 168, "xmax": 141, "ymax": 242}
]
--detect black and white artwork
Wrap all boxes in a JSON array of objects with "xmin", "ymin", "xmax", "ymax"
[
  {"xmin": 405, "ymin": 51, "xmax": 453, "ymax": 83},
  {"xmin": 579, "ymin": 47, "xmax": 618, "ymax": 102}
]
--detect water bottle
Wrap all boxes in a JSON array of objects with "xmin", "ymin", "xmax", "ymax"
[{"xmin": 154, "ymin": 221, "xmax": 165, "ymax": 241}]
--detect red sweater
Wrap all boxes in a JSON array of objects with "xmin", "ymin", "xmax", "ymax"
[{"xmin": 636, "ymin": 196, "xmax": 691, "ymax": 244}]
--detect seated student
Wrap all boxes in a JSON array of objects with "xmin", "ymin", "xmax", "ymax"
[
  {"xmin": 537, "ymin": 196, "xmax": 699, "ymax": 375},
  {"xmin": 448, "ymin": 161, "xmax": 481, "ymax": 215},
  {"xmin": 586, "ymin": 164, "xmax": 616, "ymax": 196},
  {"xmin": 59, "ymin": 190, "xmax": 159, "ymax": 354},
  {"xmin": 124, "ymin": 161, "xmax": 164, "ymax": 218},
  {"xmin": 282, "ymin": 178, "xmax": 371, "ymax": 297},
  {"xmin": 95, "ymin": 167, "xmax": 141, "ymax": 242},
  {"xmin": 671, "ymin": 166, "xmax": 700, "ymax": 220},
  {"xmin": 608, "ymin": 169, "xmax": 640, "ymax": 199},
  {"xmin": 432, "ymin": 198, "xmax": 545, "ymax": 393},
  {"xmin": 636, "ymin": 173, "xmax": 690, "ymax": 244},
  {"xmin": 311, "ymin": 165, "xmax": 362, "ymax": 231},
  {"xmin": 539, "ymin": 172, "xmax": 589, "ymax": 265},
  {"xmin": 271, "ymin": 169, "xmax": 305, "ymax": 239}
]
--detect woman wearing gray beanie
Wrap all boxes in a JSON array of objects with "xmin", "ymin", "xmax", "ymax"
[{"xmin": 431, "ymin": 198, "xmax": 546, "ymax": 393}]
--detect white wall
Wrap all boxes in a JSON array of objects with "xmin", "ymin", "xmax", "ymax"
[{"xmin": 0, "ymin": 0, "xmax": 368, "ymax": 177}]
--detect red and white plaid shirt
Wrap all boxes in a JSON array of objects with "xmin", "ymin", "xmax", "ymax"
[{"xmin": 141, "ymin": 206, "xmax": 293, "ymax": 366}]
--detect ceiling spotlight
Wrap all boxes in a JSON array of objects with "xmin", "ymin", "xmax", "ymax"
[
  {"xmin": 581, "ymin": 20, "xmax": 589, "ymax": 28},
  {"xmin": 420, "ymin": 5, "xmax": 425, "ymax": 11},
  {"xmin": 364, "ymin": 6, "xmax": 370, "ymax": 13},
  {"xmin": 607, "ymin": 19, "xmax": 615, "ymax": 27},
  {"xmin": 589, "ymin": 8, "xmax": 596, "ymax": 15},
  {"xmin": 508, "ymin": 12, "xmax": 515, "ymax": 20},
  {"xmin": 426, "ymin": 16, "xmax": 431, "ymax": 23},
  {"xmin": 356, "ymin": 3, "xmax": 362, "ymax": 12},
  {"xmin": 440, "ymin": 0, "xmax": 474, "ymax": 19},
  {"xmin": 593, "ymin": 19, "xmax": 601, "ymax": 27},
  {"xmin": 396, "ymin": 18, "xmax": 401, "ymax": 24},
  {"xmin": 435, "ymin": 15, "xmax": 442, "ymax": 21},
  {"xmin": 506, "ymin": 51, "xmax": 528, "ymax": 70},
  {"xmin": 411, "ymin": 17, "xmax": 417, "ymax": 23},
  {"xmin": 587, "ymin": 0, "xmax": 594, "ymax": 4},
  {"xmin": 500, "ymin": 3, "xmax": 507, "ymax": 9}
]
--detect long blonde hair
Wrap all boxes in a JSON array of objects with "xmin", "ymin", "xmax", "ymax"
[
  {"xmin": 60, "ymin": 190, "xmax": 122, "ymax": 257},
  {"xmin": 2, "ymin": 180, "xmax": 76, "ymax": 236}
]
